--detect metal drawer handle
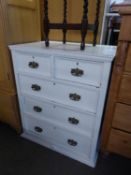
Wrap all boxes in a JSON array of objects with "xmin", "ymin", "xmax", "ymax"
[
  {"xmin": 71, "ymin": 68, "xmax": 84, "ymax": 77},
  {"xmin": 69, "ymin": 93, "xmax": 81, "ymax": 101},
  {"xmin": 31, "ymin": 84, "xmax": 41, "ymax": 91},
  {"xmin": 28, "ymin": 61, "xmax": 39, "ymax": 68},
  {"xmin": 67, "ymin": 139, "xmax": 78, "ymax": 146},
  {"xmin": 34, "ymin": 126, "xmax": 43, "ymax": 133},
  {"xmin": 33, "ymin": 106, "xmax": 42, "ymax": 112},
  {"xmin": 68, "ymin": 117, "xmax": 79, "ymax": 125}
]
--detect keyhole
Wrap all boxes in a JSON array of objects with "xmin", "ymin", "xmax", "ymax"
[{"xmin": 76, "ymin": 62, "xmax": 79, "ymax": 66}]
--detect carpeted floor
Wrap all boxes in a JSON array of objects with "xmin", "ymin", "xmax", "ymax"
[{"xmin": 0, "ymin": 123, "xmax": 131, "ymax": 175}]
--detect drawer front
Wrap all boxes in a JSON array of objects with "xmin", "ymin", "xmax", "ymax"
[
  {"xmin": 24, "ymin": 116, "xmax": 54, "ymax": 138},
  {"xmin": 19, "ymin": 75, "xmax": 99, "ymax": 113},
  {"xmin": 55, "ymin": 57, "xmax": 103, "ymax": 87},
  {"xmin": 23, "ymin": 97, "xmax": 95, "ymax": 134},
  {"xmin": 23, "ymin": 116, "xmax": 91, "ymax": 157},
  {"xmin": 118, "ymin": 75, "xmax": 131, "ymax": 104},
  {"xmin": 112, "ymin": 103, "xmax": 131, "ymax": 133},
  {"xmin": 52, "ymin": 125, "xmax": 91, "ymax": 156},
  {"xmin": 107, "ymin": 129, "xmax": 131, "ymax": 158},
  {"xmin": 13, "ymin": 52, "xmax": 52, "ymax": 77},
  {"xmin": 125, "ymin": 44, "xmax": 131, "ymax": 72}
]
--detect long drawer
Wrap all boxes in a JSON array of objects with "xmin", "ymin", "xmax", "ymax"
[
  {"xmin": 19, "ymin": 75, "xmax": 99, "ymax": 113},
  {"xmin": 23, "ymin": 116, "xmax": 91, "ymax": 158},
  {"xmin": 107, "ymin": 129, "xmax": 131, "ymax": 158},
  {"xmin": 23, "ymin": 97, "xmax": 95, "ymax": 135},
  {"xmin": 12, "ymin": 52, "xmax": 52, "ymax": 77},
  {"xmin": 55, "ymin": 57, "xmax": 103, "ymax": 87}
]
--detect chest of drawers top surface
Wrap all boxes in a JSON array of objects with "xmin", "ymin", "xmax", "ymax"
[{"xmin": 9, "ymin": 41, "xmax": 116, "ymax": 62}]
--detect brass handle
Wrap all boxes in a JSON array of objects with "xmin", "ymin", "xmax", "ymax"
[
  {"xmin": 67, "ymin": 139, "xmax": 78, "ymax": 146},
  {"xmin": 69, "ymin": 93, "xmax": 81, "ymax": 101},
  {"xmin": 34, "ymin": 126, "xmax": 43, "ymax": 133},
  {"xmin": 71, "ymin": 68, "xmax": 84, "ymax": 77},
  {"xmin": 68, "ymin": 117, "xmax": 79, "ymax": 125},
  {"xmin": 28, "ymin": 61, "xmax": 39, "ymax": 68},
  {"xmin": 31, "ymin": 84, "xmax": 41, "ymax": 91},
  {"xmin": 33, "ymin": 106, "xmax": 42, "ymax": 112}
]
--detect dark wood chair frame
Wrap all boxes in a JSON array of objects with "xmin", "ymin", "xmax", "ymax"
[{"xmin": 44, "ymin": 0, "xmax": 101, "ymax": 50}]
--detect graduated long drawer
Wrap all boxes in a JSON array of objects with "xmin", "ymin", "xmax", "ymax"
[
  {"xmin": 23, "ymin": 115, "xmax": 91, "ymax": 159},
  {"xmin": 19, "ymin": 75, "xmax": 99, "ymax": 113},
  {"xmin": 22, "ymin": 97, "xmax": 95, "ymax": 135}
]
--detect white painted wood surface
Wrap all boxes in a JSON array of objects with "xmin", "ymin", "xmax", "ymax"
[{"xmin": 9, "ymin": 41, "xmax": 116, "ymax": 167}]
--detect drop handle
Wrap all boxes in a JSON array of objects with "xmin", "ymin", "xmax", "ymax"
[
  {"xmin": 67, "ymin": 139, "xmax": 78, "ymax": 146},
  {"xmin": 31, "ymin": 84, "xmax": 41, "ymax": 91},
  {"xmin": 68, "ymin": 117, "xmax": 79, "ymax": 125},
  {"xmin": 69, "ymin": 93, "xmax": 81, "ymax": 101},
  {"xmin": 34, "ymin": 126, "xmax": 43, "ymax": 133},
  {"xmin": 33, "ymin": 106, "xmax": 42, "ymax": 112},
  {"xmin": 28, "ymin": 61, "xmax": 39, "ymax": 68},
  {"xmin": 71, "ymin": 68, "xmax": 84, "ymax": 77}
]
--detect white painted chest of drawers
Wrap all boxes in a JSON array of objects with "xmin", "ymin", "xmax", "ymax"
[{"xmin": 9, "ymin": 41, "xmax": 116, "ymax": 167}]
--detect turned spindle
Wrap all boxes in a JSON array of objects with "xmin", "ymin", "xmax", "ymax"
[
  {"xmin": 81, "ymin": 0, "xmax": 88, "ymax": 50},
  {"xmin": 44, "ymin": 0, "xmax": 49, "ymax": 47},
  {"xmin": 63, "ymin": 0, "xmax": 67, "ymax": 44},
  {"xmin": 93, "ymin": 0, "xmax": 101, "ymax": 46}
]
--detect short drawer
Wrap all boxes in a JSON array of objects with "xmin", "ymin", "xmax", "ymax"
[
  {"xmin": 19, "ymin": 75, "xmax": 99, "ymax": 113},
  {"xmin": 55, "ymin": 57, "xmax": 103, "ymax": 87},
  {"xmin": 107, "ymin": 129, "xmax": 131, "ymax": 158},
  {"xmin": 12, "ymin": 52, "xmax": 52, "ymax": 77},
  {"xmin": 118, "ymin": 75, "xmax": 131, "ymax": 105},
  {"xmin": 23, "ymin": 97, "xmax": 95, "ymax": 134},
  {"xmin": 112, "ymin": 103, "xmax": 131, "ymax": 133}
]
